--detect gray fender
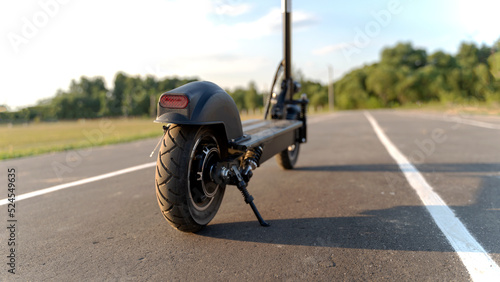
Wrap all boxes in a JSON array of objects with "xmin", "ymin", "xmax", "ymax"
[{"xmin": 155, "ymin": 81, "xmax": 243, "ymax": 141}]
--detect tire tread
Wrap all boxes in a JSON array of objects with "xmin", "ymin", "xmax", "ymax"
[{"xmin": 155, "ymin": 125, "xmax": 209, "ymax": 232}]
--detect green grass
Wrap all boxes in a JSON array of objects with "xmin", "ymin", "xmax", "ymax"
[{"xmin": 0, "ymin": 118, "xmax": 164, "ymax": 160}]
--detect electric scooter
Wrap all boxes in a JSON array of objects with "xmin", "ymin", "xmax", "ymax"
[{"xmin": 152, "ymin": 0, "xmax": 308, "ymax": 232}]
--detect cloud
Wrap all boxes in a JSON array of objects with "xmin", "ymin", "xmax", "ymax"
[
  {"xmin": 293, "ymin": 10, "xmax": 318, "ymax": 30},
  {"xmin": 312, "ymin": 43, "xmax": 351, "ymax": 55},
  {"xmin": 213, "ymin": 2, "xmax": 252, "ymax": 17},
  {"xmin": 220, "ymin": 7, "xmax": 282, "ymax": 39},
  {"xmin": 219, "ymin": 8, "xmax": 317, "ymax": 40}
]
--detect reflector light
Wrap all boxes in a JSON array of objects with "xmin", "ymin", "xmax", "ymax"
[{"xmin": 159, "ymin": 95, "xmax": 189, "ymax": 109}]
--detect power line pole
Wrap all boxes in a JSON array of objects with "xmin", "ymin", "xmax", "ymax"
[{"xmin": 328, "ymin": 65, "xmax": 334, "ymax": 112}]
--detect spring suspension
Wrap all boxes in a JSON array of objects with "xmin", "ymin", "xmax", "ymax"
[
  {"xmin": 244, "ymin": 145, "xmax": 263, "ymax": 166},
  {"xmin": 242, "ymin": 146, "xmax": 263, "ymax": 182}
]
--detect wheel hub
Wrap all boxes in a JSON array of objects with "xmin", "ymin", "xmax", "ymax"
[
  {"xmin": 190, "ymin": 143, "xmax": 221, "ymax": 210},
  {"xmin": 197, "ymin": 147, "xmax": 220, "ymax": 198}
]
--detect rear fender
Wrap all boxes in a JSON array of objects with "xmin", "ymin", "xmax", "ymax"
[{"xmin": 155, "ymin": 81, "xmax": 244, "ymax": 142}]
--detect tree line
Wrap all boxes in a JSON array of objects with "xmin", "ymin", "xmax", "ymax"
[
  {"xmin": 0, "ymin": 74, "xmax": 198, "ymax": 122},
  {"xmin": 331, "ymin": 39, "xmax": 500, "ymax": 109},
  {"xmin": 1, "ymin": 39, "xmax": 499, "ymax": 123},
  {"xmin": 0, "ymin": 72, "xmax": 269, "ymax": 123}
]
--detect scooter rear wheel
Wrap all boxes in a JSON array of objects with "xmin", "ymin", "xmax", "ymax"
[{"xmin": 155, "ymin": 125, "xmax": 225, "ymax": 232}]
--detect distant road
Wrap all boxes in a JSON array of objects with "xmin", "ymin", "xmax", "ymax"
[{"xmin": 1, "ymin": 110, "xmax": 499, "ymax": 281}]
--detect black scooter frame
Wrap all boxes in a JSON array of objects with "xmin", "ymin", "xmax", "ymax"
[{"xmin": 154, "ymin": 0, "xmax": 308, "ymax": 227}]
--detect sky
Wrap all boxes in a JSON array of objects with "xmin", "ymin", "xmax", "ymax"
[{"xmin": 1, "ymin": 0, "xmax": 499, "ymax": 110}]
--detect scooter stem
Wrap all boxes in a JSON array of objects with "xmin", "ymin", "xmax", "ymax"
[{"xmin": 283, "ymin": 0, "xmax": 293, "ymax": 100}]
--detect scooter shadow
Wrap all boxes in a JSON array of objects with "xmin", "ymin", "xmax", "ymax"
[
  {"xmin": 198, "ymin": 205, "xmax": 457, "ymax": 252},
  {"xmin": 198, "ymin": 203, "xmax": 500, "ymax": 253},
  {"xmin": 198, "ymin": 162, "xmax": 500, "ymax": 253}
]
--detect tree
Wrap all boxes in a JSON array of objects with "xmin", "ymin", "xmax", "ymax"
[
  {"xmin": 366, "ymin": 66, "xmax": 399, "ymax": 105},
  {"xmin": 489, "ymin": 52, "xmax": 500, "ymax": 80},
  {"xmin": 110, "ymin": 72, "xmax": 127, "ymax": 116},
  {"xmin": 333, "ymin": 68, "xmax": 371, "ymax": 109},
  {"xmin": 381, "ymin": 42, "xmax": 427, "ymax": 69},
  {"xmin": 244, "ymin": 81, "xmax": 261, "ymax": 110},
  {"xmin": 228, "ymin": 87, "xmax": 246, "ymax": 111},
  {"xmin": 301, "ymin": 79, "xmax": 328, "ymax": 109},
  {"xmin": 429, "ymin": 51, "xmax": 457, "ymax": 69},
  {"xmin": 456, "ymin": 42, "xmax": 479, "ymax": 67},
  {"xmin": 49, "ymin": 76, "xmax": 109, "ymax": 119}
]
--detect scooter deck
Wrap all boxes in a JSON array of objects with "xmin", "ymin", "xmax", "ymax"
[{"xmin": 231, "ymin": 119, "xmax": 302, "ymax": 162}]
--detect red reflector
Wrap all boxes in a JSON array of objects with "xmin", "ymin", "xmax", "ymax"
[{"xmin": 159, "ymin": 95, "xmax": 189, "ymax": 109}]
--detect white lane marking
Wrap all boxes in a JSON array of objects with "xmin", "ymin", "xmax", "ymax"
[
  {"xmin": 0, "ymin": 162, "xmax": 156, "ymax": 206},
  {"xmin": 448, "ymin": 117, "xmax": 500, "ymax": 130},
  {"xmin": 364, "ymin": 111, "xmax": 500, "ymax": 282},
  {"xmin": 396, "ymin": 112, "xmax": 500, "ymax": 130}
]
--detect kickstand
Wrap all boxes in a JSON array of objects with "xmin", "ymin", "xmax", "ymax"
[{"xmin": 231, "ymin": 166, "xmax": 270, "ymax": 227}]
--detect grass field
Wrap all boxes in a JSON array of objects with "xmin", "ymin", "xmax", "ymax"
[{"xmin": 0, "ymin": 118, "xmax": 165, "ymax": 160}]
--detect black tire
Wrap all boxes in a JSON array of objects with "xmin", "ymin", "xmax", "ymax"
[
  {"xmin": 276, "ymin": 141, "xmax": 300, "ymax": 170},
  {"xmin": 155, "ymin": 125, "xmax": 225, "ymax": 232}
]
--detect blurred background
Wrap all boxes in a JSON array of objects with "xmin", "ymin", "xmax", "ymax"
[{"xmin": 1, "ymin": 0, "xmax": 499, "ymax": 157}]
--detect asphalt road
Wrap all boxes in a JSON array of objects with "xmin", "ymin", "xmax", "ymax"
[{"xmin": 1, "ymin": 110, "xmax": 499, "ymax": 281}]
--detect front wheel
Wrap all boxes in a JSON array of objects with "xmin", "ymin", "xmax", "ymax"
[
  {"xmin": 276, "ymin": 141, "xmax": 300, "ymax": 170},
  {"xmin": 155, "ymin": 125, "xmax": 225, "ymax": 232}
]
